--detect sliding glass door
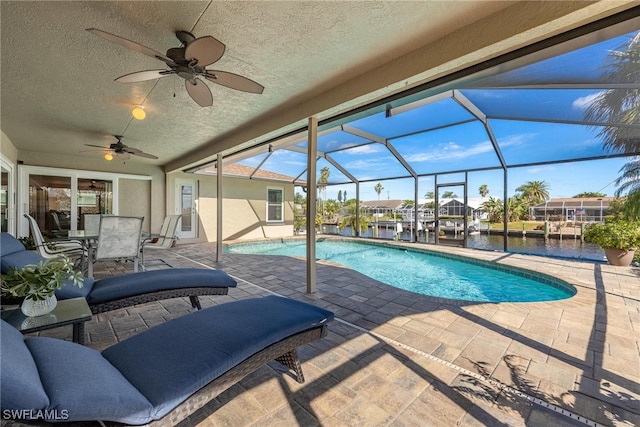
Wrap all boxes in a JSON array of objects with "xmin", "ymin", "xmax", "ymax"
[
  {"xmin": 77, "ymin": 178, "xmax": 113, "ymax": 231},
  {"xmin": 28, "ymin": 174, "xmax": 73, "ymax": 238},
  {"xmin": 1, "ymin": 155, "xmax": 13, "ymax": 233},
  {"xmin": 17, "ymin": 166, "xmax": 122, "ymax": 238},
  {"xmin": 26, "ymin": 175, "xmax": 114, "ymax": 238}
]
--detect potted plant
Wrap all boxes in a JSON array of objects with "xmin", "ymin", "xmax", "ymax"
[
  {"xmin": 584, "ymin": 218, "xmax": 640, "ymax": 266},
  {"xmin": 1, "ymin": 255, "xmax": 83, "ymax": 316}
]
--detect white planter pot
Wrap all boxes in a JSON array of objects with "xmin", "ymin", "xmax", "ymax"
[{"xmin": 21, "ymin": 294, "xmax": 58, "ymax": 317}]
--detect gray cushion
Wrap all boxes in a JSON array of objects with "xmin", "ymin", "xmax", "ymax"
[
  {"xmin": 87, "ymin": 268, "xmax": 236, "ymax": 304},
  {"xmin": 0, "ymin": 320, "xmax": 50, "ymax": 414},
  {"xmin": 103, "ymin": 296, "xmax": 333, "ymax": 420},
  {"xmin": 26, "ymin": 337, "xmax": 153, "ymax": 424}
]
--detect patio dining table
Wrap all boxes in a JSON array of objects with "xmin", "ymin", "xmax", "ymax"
[{"xmin": 68, "ymin": 230, "xmax": 157, "ymax": 277}]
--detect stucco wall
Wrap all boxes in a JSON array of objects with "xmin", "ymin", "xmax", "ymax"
[
  {"xmin": 0, "ymin": 131, "xmax": 18, "ymax": 163},
  {"xmin": 167, "ymin": 171, "xmax": 294, "ymax": 243},
  {"xmin": 119, "ymin": 179, "xmax": 152, "ymax": 231},
  {"xmin": 221, "ymin": 180, "xmax": 293, "ymax": 241}
]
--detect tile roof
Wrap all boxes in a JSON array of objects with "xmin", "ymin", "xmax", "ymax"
[{"xmin": 199, "ymin": 163, "xmax": 303, "ymax": 183}]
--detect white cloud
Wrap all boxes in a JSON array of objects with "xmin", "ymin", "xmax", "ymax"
[
  {"xmin": 404, "ymin": 140, "xmax": 494, "ymax": 162},
  {"xmin": 572, "ymin": 92, "xmax": 602, "ymax": 110},
  {"xmin": 526, "ymin": 165, "xmax": 556, "ymax": 174},
  {"xmin": 344, "ymin": 157, "xmax": 393, "ymax": 169},
  {"xmin": 341, "ymin": 144, "xmax": 382, "ymax": 154}
]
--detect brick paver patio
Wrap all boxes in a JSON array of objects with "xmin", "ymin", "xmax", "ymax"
[{"xmin": 26, "ymin": 239, "xmax": 640, "ymax": 426}]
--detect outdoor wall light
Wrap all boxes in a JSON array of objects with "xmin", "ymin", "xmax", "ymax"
[
  {"xmin": 132, "ymin": 105, "xmax": 146, "ymax": 120},
  {"xmin": 104, "ymin": 152, "xmax": 114, "ymax": 161}
]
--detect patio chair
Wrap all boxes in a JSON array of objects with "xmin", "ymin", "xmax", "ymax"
[
  {"xmin": 83, "ymin": 213, "xmax": 101, "ymax": 237},
  {"xmin": 91, "ymin": 215, "xmax": 143, "ymax": 278},
  {"xmin": 50, "ymin": 211, "xmax": 70, "ymax": 238},
  {"xmin": 23, "ymin": 214, "xmax": 86, "ymax": 263},
  {"xmin": 141, "ymin": 215, "xmax": 181, "ymax": 269}
]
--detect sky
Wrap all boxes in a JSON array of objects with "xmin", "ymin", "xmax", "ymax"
[
  {"xmin": 318, "ymin": 156, "xmax": 628, "ymax": 202},
  {"xmin": 238, "ymin": 29, "xmax": 637, "ymax": 203}
]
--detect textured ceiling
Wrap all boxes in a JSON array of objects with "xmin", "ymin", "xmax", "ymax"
[{"xmin": 0, "ymin": 1, "xmax": 631, "ymax": 172}]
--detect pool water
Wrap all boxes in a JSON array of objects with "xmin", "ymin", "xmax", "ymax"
[{"xmin": 226, "ymin": 239, "xmax": 575, "ymax": 303}]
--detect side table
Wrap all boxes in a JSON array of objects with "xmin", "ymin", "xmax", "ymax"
[{"xmin": 1, "ymin": 297, "xmax": 92, "ymax": 345}]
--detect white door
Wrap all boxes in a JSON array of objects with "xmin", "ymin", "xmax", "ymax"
[{"xmin": 176, "ymin": 179, "xmax": 197, "ymax": 239}]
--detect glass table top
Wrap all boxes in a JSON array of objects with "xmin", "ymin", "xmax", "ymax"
[{"xmin": 1, "ymin": 297, "xmax": 92, "ymax": 332}]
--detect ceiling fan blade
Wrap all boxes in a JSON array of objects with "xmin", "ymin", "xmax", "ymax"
[
  {"xmin": 86, "ymin": 28, "xmax": 174, "ymax": 64},
  {"xmin": 84, "ymin": 144, "xmax": 110, "ymax": 149},
  {"xmin": 204, "ymin": 70, "xmax": 264, "ymax": 94},
  {"xmin": 185, "ymin": 36, "xmax": 225, "ymax": 67},
  {"xmin": 81, "ymin": 149, "xmax": 112, "ymax": 154},
  {"xmin": 129, "ymin": 151, "xmax": 159, "ymax": 160},
  {"xmin": 115, "ymin": 70, "xmax": 174, "ymax": 83},
  {"xmin": 123, "ymin": 145, "xmax": 158, "ymax": 160},
  {"xmin": 185, "ymin": 79, "xmax": 213, "ymax": 107}
]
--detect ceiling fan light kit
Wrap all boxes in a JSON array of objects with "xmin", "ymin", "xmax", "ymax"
[
  {"xmin": 87, "ymin": 28, "xmax": 264, "ymax": 107},
  {"xmin": 132, "ymin": 105, "xmax": 146, "ymax": 120},
  {"xmin": 86, "ymin": 135, "xmax": 158, "ymax": 161}
]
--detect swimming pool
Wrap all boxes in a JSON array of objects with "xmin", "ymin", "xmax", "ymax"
[{"xmin": 225, "ymin": 239, "xmax": 576, "ymax": 303}]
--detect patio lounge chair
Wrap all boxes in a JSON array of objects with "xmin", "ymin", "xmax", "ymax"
[
  {"xmin": 1, "ymin": 295, "xmax": 334, "ymax": 425},
  {"xmin": 0, "ymin": 232, "xmax": 236, "ymax": 314}
]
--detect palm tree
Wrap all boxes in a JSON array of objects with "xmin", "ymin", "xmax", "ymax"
[
  {"xmin": 481, "ymin": 197, "xmax": 503, "ymax": 223},
  {"xmin": 515, "ymin": 181, "xmax": 550, "ymax": 206},
  {"xmin": 584, "ymin": 32, "xmax": 640, "ymax": 154},
  {"xmin": 324, "ymin": 199, "xmax": 340, "ymax": 219},
  {"xmin": 507, "ymin": 196, "xmax": 529, "ymax": 222},
  {"xmin": 424, "ymin": 191, "xmax": 435, "ymax": 199},
  {"xmin": 339, "ymin": 199, "xmax": 369, "ymax": 236},
  {"xmin": 584, "ymin": 31, "xmax": 640, "ymax": 218},
  {"xmin": 442, "ymin": 191, "xmax": 457, "ymax": 198},
  {"xmin": 614, "ymin": 159, "xmax": 640, "ymax": 219},
  {"xmin": 374, "ymin": 183, "xmax": 384, "ymax": 200},
  {"xmin": 479, "ymin": 184, "xmax": 489, "ymax": 198},
  {"xmin": 573, "ymin": 192, "xmax": 607, "ymax": 198},
  {"xmin": 317, "ymin": 166, "xmax": 330, "ymax": 215}
]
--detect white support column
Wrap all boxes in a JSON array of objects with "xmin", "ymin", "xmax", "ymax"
[
  {"xmin": 216, "ymin": 153, "xmax": 223, "ymax": 262},
  {"xmin": 306, "ymin": 117, "xmax": 318, "ymax": 294}
]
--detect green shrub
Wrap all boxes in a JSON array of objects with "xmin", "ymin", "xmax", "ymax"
[
  {"xmin": 584, "ymin": 218, "xmax": 640, "ymax": 250},
  {"xmin": 1, "ymin": 255, "xmax": 83, "ymax": 301}
]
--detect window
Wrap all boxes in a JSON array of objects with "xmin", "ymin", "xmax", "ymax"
[{"xmin": 267, "ymin": 187, "xmax": 284, "ymax": 223}]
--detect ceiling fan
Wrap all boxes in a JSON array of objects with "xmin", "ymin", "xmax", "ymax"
[
  {"xmin": 85, "ymin": 135, "xmax": 158, "ymax": 160},
  {"xmin": 87, "ymin": 28, "xmax": 264, "ymax": 107}
]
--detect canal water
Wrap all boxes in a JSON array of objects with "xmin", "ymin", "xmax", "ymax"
[
  {"xmin": 467, "ymin": 234, "xmax": 605, "ymax": 261},
  {"xmin": 329, "ymin": 225, "xmax": 606, "ymax": 262}
]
